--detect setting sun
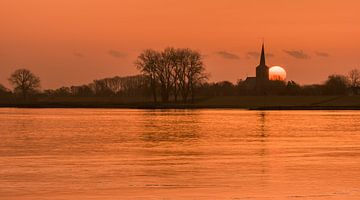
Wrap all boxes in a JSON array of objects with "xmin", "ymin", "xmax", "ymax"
[{"xmin": 269, "ymin": 66, "xmax": 287, "ymax": 81}]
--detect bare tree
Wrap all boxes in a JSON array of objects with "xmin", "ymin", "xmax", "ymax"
[
  {"xmin": 348, "ymin": 69, "xmax": 360, "ymax": 87},
  {"xmin": 135, "ymin": 47, "xmax": 207, "ymax": 103},
  {"xmin": 135, "ymin": 49, "xmax": 160, "ymax": 103},
  {"xmin": 168, "ymin": 48, "xmax": 182, "ymax": 102},
  {"xmin": 8, "ymin": 69, "xmax": 40, "ymax": 99},
  {"xmin": 177, "ymin": 48, "xmax": 207, "ymax": 103},
  {"xmin": 188, "ymin": 50, "xmax": 207, "ymax": 102},
  {"xmin": 159, "ymin": 47, "xmax": 177, "ymax": 103},
  {"xmin": 92, "ymin": 79, "xmax": 115, "ymax": 96}
]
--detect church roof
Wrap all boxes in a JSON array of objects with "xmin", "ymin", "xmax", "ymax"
[
  {"xmin": 245, "ymin": 77, "xmax": 256, "ymax": 81},
  {"xmin": 243, "ymin": 77, "xmax": 256, "ymax": 89},
  {"xmin": 260, "ymin": 43, "xmax": 266, "ymax": 66}
]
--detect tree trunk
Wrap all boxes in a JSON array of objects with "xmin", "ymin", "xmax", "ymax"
[
  {"xmin": 22, "ymin": 88, "xmax": 27, "ymax": 100},
  {"xmin": 182, "ymin": 89, "xmax": 188, "ymax": 103},
  {"xmin": 190, "ymin": 84, "xmax": 195, "ymax": 103},
  {"xmin": 162, "ymin": 92, "xmax": 169, "ymax": 103},
  {"xmin": 161, "ymin": 86, "xmax": 169, "ymax": 103},
  {"xmin": 174, "ymin": 85, "xmax": 178, "ymax": 103},
  {"xmin": 151, "ymin": 79, "xmax": 157, "ymax": 103}
]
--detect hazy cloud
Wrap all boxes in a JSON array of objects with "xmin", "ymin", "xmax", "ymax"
[
  {"xmin": 201, "ymin": 54, "xmax": 209, "ymax": 58},
  {"xmin": 74, "ymin": 52, "xmax": 84, "ymax": 58},
  {"xmin": 246, "ymin": 51, "xmax": 274, "ymax": 59},
  {"xmin": 283, "ymin": 50, "xmax": 310, "ymax": 59},
  {"xmin": 216, "ymin": 51, "xmax": 240, "ymax": 60},
  {"xmin": 315, "ymin": 51, "xmax": 330, "ymax": 57},
  {"xmin": 108, "ymin": 50, "xmax": 126, "ymax": 58}
]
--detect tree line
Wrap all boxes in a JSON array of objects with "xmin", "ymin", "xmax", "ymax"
[
  {"xmin": 0, "ymin": 68, "xmax": 151, "ymax": 101},
  {"xmin": 135, "ymin": 47, "xmax": 207, "ymax": 103},
  {"xmin": 197, "ymin": 70, "xmax": 360, "ymax": 96},
  {"xmin": 1, "ymin": 48, "xmax": 360, "ymax": 102},
  {"xmin": 44, "ymin": 75, "xmax": 149, "ymax": 97}
]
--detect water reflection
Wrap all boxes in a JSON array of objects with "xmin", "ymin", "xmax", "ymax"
[
  {"xmin": 0, "ymin": 109, "xmax": 360, "ymax": 200},
  {"xmin": 140, "ymin": 110, "xmax": 201, "ymax": 143},
  {"xmin": 258, "ymin": 111, "xmax": 267, "ymax": 138},
  {"xmin": 256, "ymin": 111, "xmax": 270, "ymax": 185}
]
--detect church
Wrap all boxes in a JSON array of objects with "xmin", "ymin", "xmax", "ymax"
[{"xmin": 243, "ymin": 44, "xmax": 270, "ymax": 93}]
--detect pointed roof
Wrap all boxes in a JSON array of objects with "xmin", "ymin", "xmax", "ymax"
[{"xmin": 260, "ymin": 43, "xmax": 266, "ymax": 66}]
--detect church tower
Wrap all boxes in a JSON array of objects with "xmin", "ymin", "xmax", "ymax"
[
  {"xmin": 256, "ymin": 43, "xmax": 269, "ymax": 82},
  {"xmin": 256, "ymin": 44, "xmax": 269, "ymax": 92}
]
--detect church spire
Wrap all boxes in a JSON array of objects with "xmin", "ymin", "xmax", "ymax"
[{"xmin": 260, "ymin": 43, "xmax": 266, "ymax": 65}]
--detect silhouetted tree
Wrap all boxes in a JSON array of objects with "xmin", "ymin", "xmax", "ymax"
[
  {"xmin": 286, "ymin": 81, "xmax": 301, "ymax": 95},
  {"xmin": 215, "ymin": 81, "xmax": 236, "ymax": 96},
  {"xmin": 348, "ymin": 69, "xmax": 360, "ymax": 94},
  {"xmin": 348, "ymin": 69, "xmax": 360, "ymax": 87},
  {"xmin": 158, "ymin": 47, "xmax": 176, "ymax": 102},
  {"xmin": 44, "ymin": 87, "xmax": 72, "ymax": 97},
  {"xmin": 169, "ymin": 48, "xmax": 182, "ymax": 102},
  {"xmin": 189, "ymin": 50, "xmax": 208, "ymax": 102},
  {"xmin": 116, "ymin": 75, "xmax": 150, "ymax": 97},
  {"xmin": 89, "ymin": 77, "xmax": 122, "ymax": 95},
  {"xmin": 92, "ymin": 79, "xmax": 115, "ymax": 96},
  {"xmin": 8, "ymin": 69, "xmax": 40, "ymax": 99},
  {"xmin": 323, "ymin": 74, "xmax": 349, "ymax": 95},
  {"xmin": 195, "ymin": 82, "xmax": 215, "ymax": 97},
  {"xmin": 0, "ymin": 84, "xmax": 8, "ymax": 92},
  {"xmin": 136, "ymin": 47, "xmax": 207, "ymax": 103},
  {"xmin": 300, "ymin": 84, "xmax": 324, "ymax": 95},
  {"xmin": 71, "ymin": 85, "xmax": 94, "ymax": 96},
  {"xmin": 135, "ymin": 49, "xmax": 160, "ymax": 103},
  {"xmin": 0, "ymin": 84, "xmax": 11, "ymax": 97},
  {"xmin": 43, "ymin": 75, "xmax": 150, "ymax": 99},
  {"xmin": 176, "ymin": 48, "xmax": 207, "ymax": 102},
  {"xmin": 266, "ymin": 80, "xmax": 286, "ymax": 95}
]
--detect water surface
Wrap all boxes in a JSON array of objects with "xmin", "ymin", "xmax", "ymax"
[{"xmin": 0, "ymin": 108, "xmax": 360, "ymax": 199}]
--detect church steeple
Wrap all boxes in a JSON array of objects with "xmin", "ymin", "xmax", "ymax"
[
  {"xmin": 256, "ymin": 42, "xmax": 269, "ymax": 85},
  {"xmin": 260, "ymin": 43, "xmax": 265, "ymax": 65}
]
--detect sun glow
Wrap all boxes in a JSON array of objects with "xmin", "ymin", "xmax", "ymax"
[{"xmin": 269, "ymin": 66, "xmax": 287, "ymax": 81}]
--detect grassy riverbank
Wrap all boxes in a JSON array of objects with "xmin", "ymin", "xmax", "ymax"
[{"xmin": 1, "ymin": 95, "xmax": 360, "ymax": 110}]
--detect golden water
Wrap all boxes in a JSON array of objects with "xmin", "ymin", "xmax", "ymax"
[{"xmin": 0, "ymin": 108, "xmax": 360, "ymax": 199}]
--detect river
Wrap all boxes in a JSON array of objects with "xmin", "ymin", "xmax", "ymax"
[{"xmin": 0, "ymin": 108, "xmax": 359, "ymax": 199}]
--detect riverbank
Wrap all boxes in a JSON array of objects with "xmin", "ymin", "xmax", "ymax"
[{"xmin": 1, "ymin": 95, "xmax": 360, "ymax": 110}]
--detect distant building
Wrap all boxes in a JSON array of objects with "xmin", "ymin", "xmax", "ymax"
[{"xmin": 243, "ymin": 44, "xmax": 270, "ymax": 94}]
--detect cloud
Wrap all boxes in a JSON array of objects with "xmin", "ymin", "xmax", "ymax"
[
  {"xmin": 216, "ymin": 51, "xmax": 240, "ymax": 60},
  {"xmin": 201, "ymin": 54, "xmax": 209, "ymax": 58},
  {"xmin": 283, "ymin": 50, "xmax": 310, "ymax": 59},
  {"xmin": 246, "ymin": 51, "xmax": 274, "ymax": 59},
  {"xmin": 74, "ymin": 52, "xmax": 84, "ymax": 58},
  {"xmin": 108, "ymin": 50, "xmax": 126, "ymax": 58},
  {"xmin": 315, "ymin": 51, "xmax": 330, "ymax": 57}
]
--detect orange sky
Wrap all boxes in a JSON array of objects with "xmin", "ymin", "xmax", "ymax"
[{"xmin": 0, "ymin": 0, "xmax": 359, "ymax": 89}]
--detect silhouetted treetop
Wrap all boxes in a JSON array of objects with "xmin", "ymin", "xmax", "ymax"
[
  {"xmin": 8, "ymin": 68, "xmax": 40, "ymax": 99},
  {"xmin": 135, "ymin": 47, "xmax": 208, "ymax": 103},
  {"xmin": 324, "ymin": 74, "xmax": 349, "ymax": 95}
]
